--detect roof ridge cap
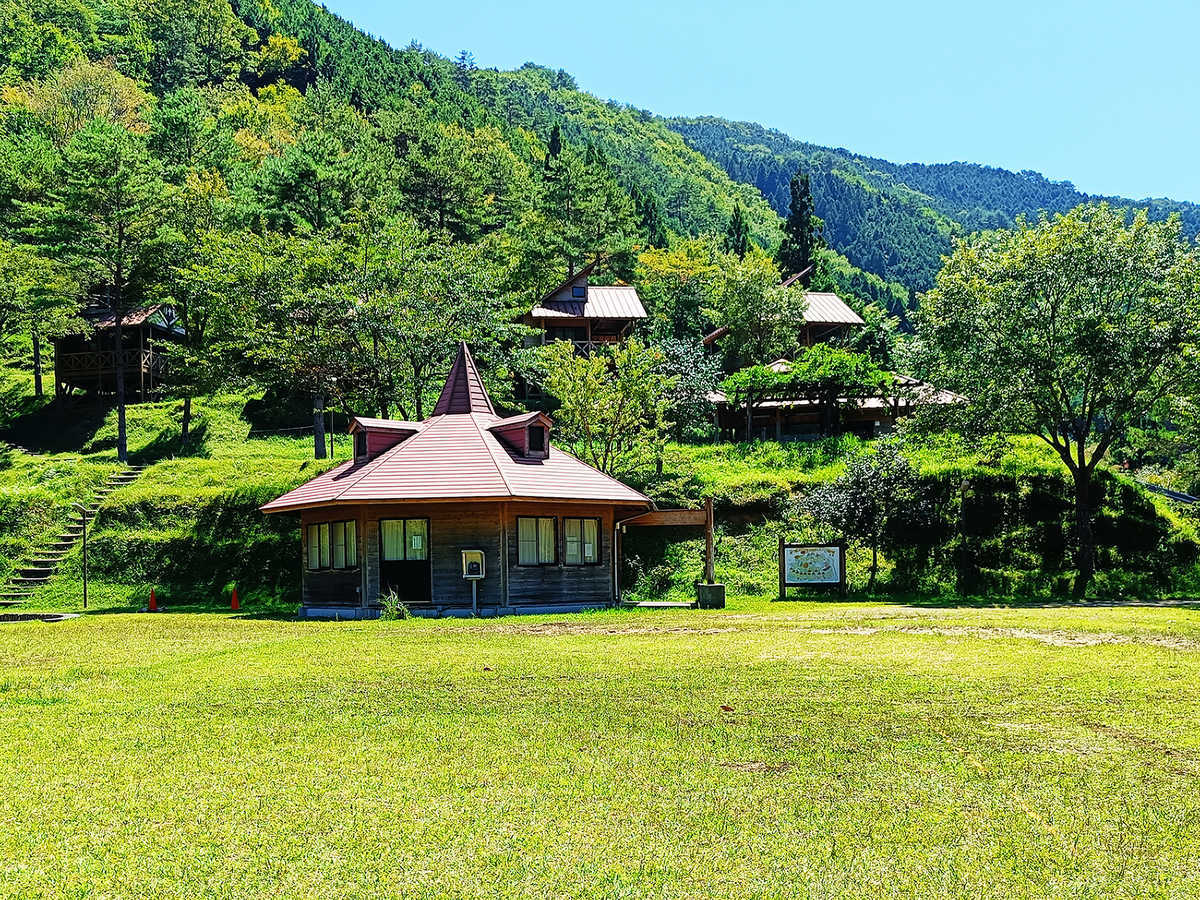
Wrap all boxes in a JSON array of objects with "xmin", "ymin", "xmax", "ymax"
[
  {"xmin": 322, "ymin": 417, "xmax": 443, "ymax": 501},
  {"xmin": 469, "ymin": 413, "xmax": 516, "ymax": 497}
]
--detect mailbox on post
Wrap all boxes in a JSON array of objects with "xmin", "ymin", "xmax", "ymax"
[{"xmin": 462, "ymin": 550, "xmax": 485, "ymax": 614}]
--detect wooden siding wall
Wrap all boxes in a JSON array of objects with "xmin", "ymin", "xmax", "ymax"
[
  {"xmin": 362, "ymin": 502, "xmax": 503, "ymax": 608},
  {"xmin": 300, "ymin": 508, "xmax": 364, "ymax": 608},
  {"xmin": 546, "ymin": 275, "xmax": 587, "ymax": 305},
  {"xmin": 505, "ymin": 503, "xmax": 615, "ymax": 606},
  {"xmin": 365, "ymin": 431, "xmax": 407, "ymax": 457},
  {"xmin": 296, "ymin": 501, "xmax": 642, "ymax": 610}
]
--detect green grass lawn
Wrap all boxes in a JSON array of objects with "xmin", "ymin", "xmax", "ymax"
[{"xmin": 2, "ymin": 600, "xmax": 1199, "ymax": 898}]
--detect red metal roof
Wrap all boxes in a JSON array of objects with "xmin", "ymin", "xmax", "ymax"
[
  {"xmin": 349, "ymin": 417, "xmax": 424, "ymax": 434},
  {"xmin": 432, "ymin": 342, "xmax": 495, "ymax": 416},
  {"xmin": 261, "ymin": 345, "xmax": 651, "ymax": 513}
]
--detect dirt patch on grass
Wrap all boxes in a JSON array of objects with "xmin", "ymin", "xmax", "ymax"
[
  {"xmin": 809, "ymin": 625, "xmax": 1200, "ymax": 651},
  {"xmin": 718, "ymin": 760, "xmax": 793, "ymax": 775},
  {"xmin": 507, "ymin": 622, "xmax": 739, "ymax": 637}
]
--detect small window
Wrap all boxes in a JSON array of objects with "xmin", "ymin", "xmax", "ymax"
[
  {"xmin": 571, "ymin": 284, "xmax": 586, "ymax": 299},
  {"xmin": 354, "ymin": 432, "xmax": 368, "ymax": 459},
  {"xmin": 307, "ymin": 520, "xmax": 358, "ymax": 570},
  {"xmin": 517, "ymin": 516, "xmax": 556, "ymax": 565},
  {"xmin": 564, "ymin": 517, "xmax": 600, "ymax": 565},
  {"xmin": 528, "ymin": 425, "xmax": 546, "ymax": 453}
]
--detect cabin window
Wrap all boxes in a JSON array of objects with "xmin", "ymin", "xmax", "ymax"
[
  {"xmin": 381, "ymin": 518, "xmax": 428, "ymax": 562},
  {"xmin": 306, "ymin": 520, "xmax": 358, "ymax": 570},
  {"xmin": 517, "ymin": 516, "xmax": 557, "ymax": 565},
  {"xmin": 564, "ymin": 517, "xmax": 600, "ymax": 565},
  {"xmin": 528, "ymin": 425, "xmax": 546, "ymax": 453},
  {"xmin": 354, "ymin": 432, "xmax": 368, "ymax": 459},
  {"xmin": 571, "ymin": 284, "xmax": 586, "ymax": 299}
]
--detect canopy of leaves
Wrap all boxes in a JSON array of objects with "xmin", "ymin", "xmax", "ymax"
[{"xmin": 720, "ymin": 344, "xmax": 889, "ymax": 401}]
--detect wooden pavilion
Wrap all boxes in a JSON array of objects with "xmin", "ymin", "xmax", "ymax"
[
  {"xmin": 52, "ymin": 304, "xmax": 185, "ymax": 400},
  {"xmin": 262, "ymin": 343, "xmax": 684, "ymax": 618}
]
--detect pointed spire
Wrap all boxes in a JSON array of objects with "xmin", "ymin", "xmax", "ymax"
[{"xmin": 431, "ymin": 342, "xmax": 496, "ymax": 417}]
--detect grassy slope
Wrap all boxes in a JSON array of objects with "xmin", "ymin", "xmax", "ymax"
[
  {"xmin": 0, "ymin": 392, "xmax": 344, "ymax": 610},
  {"xmin": 3, "ymin": 383, "xmax": 1196, "ymax": 611},
  {"xmin": 1, "ymin": 602, "xmax": 1199, "ymax": 897}
]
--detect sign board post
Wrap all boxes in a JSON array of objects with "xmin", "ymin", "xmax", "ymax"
[
  {"xmin": 778, "ymin": 538, "xmax": 846, "ymax": 599},
  {"xmin": 462, "ymin": 550, "xmax": 485, "ymax": 615}
]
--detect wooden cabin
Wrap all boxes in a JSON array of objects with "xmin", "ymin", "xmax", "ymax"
[
  {"xmin": 525, "ymin": 260, "xmax": 648, "ymax": 352},
  {"xmin": 261, "ymin": 343, "xmax": 655, "ymax": 618},
  {"xmin": 53, "ymin": 304, "xmax": 185, "ymax": 400},
  {"xmin": 709, "ymin": 359, "xmax": 965, "ymax": 441}
]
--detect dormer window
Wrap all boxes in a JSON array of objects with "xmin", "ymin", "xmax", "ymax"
[
  {"xmin": 571, "ymin": 284, "xmax": 586, "ymax": 299},
  {"xmin": 488, "ymin": 411, "xmax": 552, "ymax": 459},
  {"xmin": 348, "ymin": 417, "xmax": 423, "ymax": 461}
]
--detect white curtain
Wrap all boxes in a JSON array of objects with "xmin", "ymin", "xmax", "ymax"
[
  {"xmin": 582, "ymin": 518, "xmax": 598, "ymax": 564},
  {"xmin": 344, "ymin": 520, "xmax": 357, "ymax": 566},
  {"xmin": 518, "ymin": 517, "xmax": 537, "ymax": 565},
  {"xmin": 381, "ymin": 520, "xmax": 404, "ymax": 561},
  {"xmin": 564, "ymin": 518, "xmax": 581, "ymax": 565},
  {"xmin": 538, "ymin": 517, "xmax": 556, "ymax": 564}
]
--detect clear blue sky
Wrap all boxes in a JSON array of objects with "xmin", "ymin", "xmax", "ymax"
[{"xmin": 326, "ymin": 0, "xmax": 1199, "ymax": 202}]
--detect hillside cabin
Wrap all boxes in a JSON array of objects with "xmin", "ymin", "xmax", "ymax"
[
  {"xmin": 261, "ymin": 343, "xmax": 656, "ymax": 618},
  {"xmin": 53, "ymin": 304, "xmax": 185, "ymax": 400},
  {"xmin": 525, "ymin": 260, "xmax": 648, "ymax": 353},
  {"xmin": 709, "ymin": 359, "xmax": 965, "ymax": 440}
]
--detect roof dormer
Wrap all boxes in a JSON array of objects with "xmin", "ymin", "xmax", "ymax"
[
  {"xmin": 349, "ymin": 417, "xmax": 423, "ymax": 462},
  {"xmin": 488, "ymin": 411, "xmax": 553, "ymax": 460}
]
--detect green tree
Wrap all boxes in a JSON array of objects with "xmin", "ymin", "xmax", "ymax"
[
  {"xmin": 776, "ymin": 169, "xmax": 823, "ymax": 283},
  {"xmin": 915, "ymin": 204, "xmax": 1200, "ymax": 597},
  {"xmin": 724, "ymin": 201, "xmax": 751, "ymax": 258},
  {"xmin": 805, "ymin": 440, "xmax": 931, "ymax": 590},
  {"xmin": 0, "ymin": 238, "xmax": 79, "ymax": 397},
  {"xmin": 535, "ymin": 338, "xmax": 677, "ymax": 477},
  {"xmin": 706, "ymin": 248, "xmax": 807, "ymax": 368},
  {"xmin": 23, "ymin": 120, "xmax": 169, "ymax": 461}
]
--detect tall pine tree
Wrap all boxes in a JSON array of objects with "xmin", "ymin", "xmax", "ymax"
[
  {"xmin": 776, "ymin": 170, "xmax": 823, "ymax": 284},
  {"xmin": 724, "ymin": 202, "xmax": 750, "ymax": 258}
]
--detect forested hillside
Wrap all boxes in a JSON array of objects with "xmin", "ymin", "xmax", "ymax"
[
  {"xmin": 0, "ymin": 0, "xmax": 917, "ymax": 430},
  {"xmin": 669, "ymin": 116, "xmax": 1200, "ymax": 292}
]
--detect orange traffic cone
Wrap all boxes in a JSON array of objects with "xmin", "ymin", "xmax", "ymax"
[
  {"xmin": 149, "ymin": 588, "xmax": 158, "ymax": 612},
  {"xmin": 231, "ymin": 586, "xmax": 239, "ymax": 612}
]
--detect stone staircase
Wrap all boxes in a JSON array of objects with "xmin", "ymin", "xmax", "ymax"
[{"xmin": 0, "ymin": 465, "xmax": 147, "ymax": 607}]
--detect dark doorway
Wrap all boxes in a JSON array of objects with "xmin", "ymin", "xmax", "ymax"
[{"xmin": 379, "ymin": 518, "xmax": 431, "ymax": 604}]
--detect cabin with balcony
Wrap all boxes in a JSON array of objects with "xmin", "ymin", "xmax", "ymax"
[
  {"xmin": 53, "ymin": 304, "xmax": 185, "ymax": 400},
  {"xmin": 525, "ymin": 260, "xmax": 648, "ymax": 353}
]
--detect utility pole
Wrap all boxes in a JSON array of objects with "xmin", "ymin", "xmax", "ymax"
[{"xmin": 72, "ymin": 502, "xmax": 88, "ymax": 610}]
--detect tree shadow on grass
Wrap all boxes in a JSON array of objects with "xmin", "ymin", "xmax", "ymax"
[
  {"xmin": 0, "ymin": 398, "xmax": 111, "ymax": 454},
  {"xmin": 128, "ymin": 419, "xmax": 210, "ymax": 465},
  {"xmin": 786, "ymin": 589, "xmax": 1200, "ymax": 609}
]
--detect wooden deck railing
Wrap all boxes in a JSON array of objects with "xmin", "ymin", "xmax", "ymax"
[{"xmin": 56, "ymin": 349, "xmax": 165, "ymax": 376}]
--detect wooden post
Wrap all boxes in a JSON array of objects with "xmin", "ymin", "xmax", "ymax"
[
  {"xmin": 704, "ymin": 497, "xmax": 715, "ymax": 585},
  {"xmin": 778, "ymin": 536, "xmax": 786, "ymax": 602},
  {"xmin": 138, "ymin": 325, "xmax": 145, "ymax": 400},
  {"xmin": 775, "ymin": 407, "xmax": 782, "ymax": 441}
]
